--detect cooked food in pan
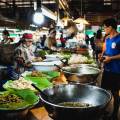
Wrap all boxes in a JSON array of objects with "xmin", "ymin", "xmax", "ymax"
[{"xmin": 58, "ymin": 102, "xmax": 93, "ymax": 108}]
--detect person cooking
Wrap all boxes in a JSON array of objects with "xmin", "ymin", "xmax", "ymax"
[
  {"xmin": 100, "ymin": 18, "xmax": 120, "ymax": 120},
  {"xmin": 9, "ymin": 33, "xmax": 35, "ymax": 79}
]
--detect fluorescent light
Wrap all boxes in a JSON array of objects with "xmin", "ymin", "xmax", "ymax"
[{"xmin": 41, "ymin": 6, "xmax": 57, "ymax": 21}]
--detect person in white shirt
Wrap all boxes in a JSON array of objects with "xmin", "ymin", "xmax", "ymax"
[{"xmin": 9, "ymin": 33, "xmax": 35, "ymax": 79}]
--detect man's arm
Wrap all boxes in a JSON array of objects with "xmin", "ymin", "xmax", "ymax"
[{"xmin": 103, "ymin": 54, "xmax": 120, "ymax": 63}]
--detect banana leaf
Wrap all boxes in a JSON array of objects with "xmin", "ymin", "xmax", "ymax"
[
  {"xmin": 25, "ymin": 74, "xmax": 52, "ymax": 80},
  {"xmin": 24, "ymin": 77, "xmax": 53, "ymax": 90},
  {"xmin": 24, "ymin": 71, "xmax": 60, "ymax": 90},
  {"xmin": 3, "ymin": 80, "xmax": 37, "ymax": 92},
  {"xmin": 10, "ymin": 89, "xmax": 39, "ymax": 104},
  {"xmin": 25, "ymin": 71, "xmax": 60, "ymax": 80},
  {"xmin": 0, "ymin": 90, "xmax": 39, "ymax": 110},
  {"xmin": 43, "ymin": 71, "xmax": 60, "ymax": 78},
  {"xmin": 3, "ymin": 80, "xmax": 13, "ymax": 90}
]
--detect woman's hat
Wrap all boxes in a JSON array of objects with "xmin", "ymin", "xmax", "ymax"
[{"xmin": 22, "ymin": 33, "xmax": 33, "ymax": 41}]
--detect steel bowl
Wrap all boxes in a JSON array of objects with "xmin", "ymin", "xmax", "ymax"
[
  {"xmin": 56, "ymin": 64, "xmax": 101, "ymax": 85},
  {"xmin": 39, "ymin": 83, "xmax": 112, "ymax": 120}
]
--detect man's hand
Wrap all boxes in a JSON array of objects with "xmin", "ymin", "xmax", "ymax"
[
  {"xmin": 98, "ymin": 53, "xmax": 105, "ymax": 62},
  {"xmin": 103, "ymin": 56, "xmax": 112, "ymax": 63}
]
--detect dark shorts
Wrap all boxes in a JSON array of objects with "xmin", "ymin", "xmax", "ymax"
[{"xmin": 101, "ymin": 71, "xmax": 120, "ymax": 91}]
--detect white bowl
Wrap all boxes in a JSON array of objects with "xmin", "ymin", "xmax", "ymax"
[{"xmin": 32, "ymin": 60, "xmax": 62, "ymax": 71}]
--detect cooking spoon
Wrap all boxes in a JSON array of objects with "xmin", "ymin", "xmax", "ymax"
[{"xmin": 31, "ymin": 83, "xmax": 53, "ymax": 102}]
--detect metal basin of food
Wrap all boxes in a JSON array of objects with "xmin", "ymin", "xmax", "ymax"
[
  {"xmin": 39, "ymin": 84, "xmax": 112, "ymax": 120},
  {"xmin": 61, "ymin": 64, "xmax": 101, "ymax": 85}
]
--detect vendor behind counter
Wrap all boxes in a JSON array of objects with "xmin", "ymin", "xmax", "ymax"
[
  {"xmin": 44, "ymin": 28, "xmax": 57, "ymax": 50},
  {"xmin": 7, "ymin": 33, "xmax": 36, "ymax": 80},
  {"xmin": 0, "ymin": 33, "xmax": 36, "ymax": 90}
]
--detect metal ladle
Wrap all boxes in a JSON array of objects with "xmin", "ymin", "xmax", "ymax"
[{"xmin": 31, "ymin": 84, "xmax": 53, "ymax": 102}]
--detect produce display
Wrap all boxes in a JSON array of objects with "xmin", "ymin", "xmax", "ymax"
[
  {"xmin": 0, "ymin": 90, "xmax": 39, "ymax": 110},
  {"xmin": 22, "ymin": 71, "xmax": 60, "ymax": 90},
  {"xmin": 0, "ymin": 48, "xmax": 97, "ymax": 111},
  {"xmin": 3, "ymin": 71, "xmax": 61, "ymax": 91},
  {"xmin": 68, "ymin": 54, "xmax": 94, "ymax": 64},
  {"xmin": 3, "ymin": 77, "xmax": 35, "ymax": 91},
  {"xmin": 37, "ymin": 50, "xmax": 94, "ymax": 65},
  {"xmin": 0, "ymin": 93, "xmax": 22, "ymax": 104},
  {"xmin": 30, "ymin": 71, "xmax": 46, "ymax": 77},
  {"xmin": 0, "ymin": 93, "xmax": 24, "ymax": 109},
  {"xmin": 37, "ymin": 50, "xmax": 50, "ymax": 58},
  {"xmin": 25, "ymin": 71, "xmax": 60, "ymax": 80}
]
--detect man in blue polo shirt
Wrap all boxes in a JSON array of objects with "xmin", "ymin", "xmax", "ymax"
[{"xmin": 101, "ymin": 18, "xmax": 120, "ymax": 120}]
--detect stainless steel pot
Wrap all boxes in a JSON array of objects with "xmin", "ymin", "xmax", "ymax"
[
  {"xmin": 55, "ymin": 64, "xmax": 101, "ymax": 85},
  {"xmin": 39, "ymin": 84, "xmax": 112, "ymax": 120}
]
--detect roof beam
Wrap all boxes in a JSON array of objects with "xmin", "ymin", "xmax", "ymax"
[{"xmin": 0, "ymin": 0, "xmax": 11, "ymax": 6}]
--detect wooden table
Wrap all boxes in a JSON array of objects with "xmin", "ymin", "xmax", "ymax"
[
  {"xmin": 28, "ymin": 99, "xmax": 120, "ymax": 120},
  {"xmin": 28, "ymin": 107, "xmax": 52, "ymax": 120}
]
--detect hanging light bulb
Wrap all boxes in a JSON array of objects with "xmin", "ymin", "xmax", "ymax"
[
  {"xmin": 33, "ymin": 9, "xmax": 44, "ymax": 25},
  {"xmin": 33, "ymin": 0, "xmax": 44, "ymax": 25}
]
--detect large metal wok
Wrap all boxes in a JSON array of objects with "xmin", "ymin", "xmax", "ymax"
[
  {"xmin": 55, "ymin": 64, "xmax": 101, "ymax": 85},
  {"xmin": 39, "ymin": 84, "xmax": 112, "ymax": 120}
]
